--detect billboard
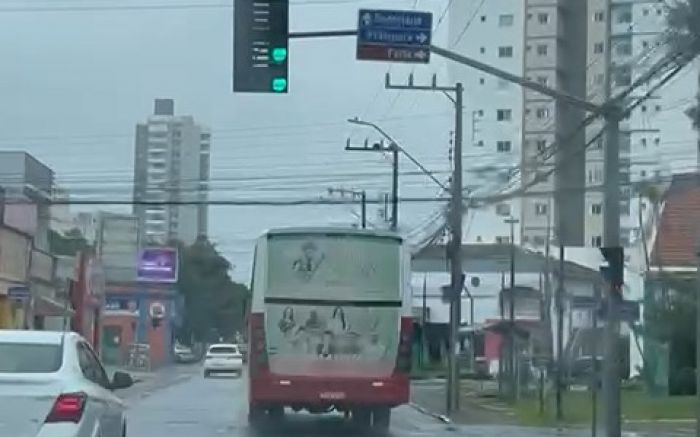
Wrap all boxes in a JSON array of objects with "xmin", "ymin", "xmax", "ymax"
[{"xmin": 137, "ymin": 247, "xmax": 178, "ymax": 283}]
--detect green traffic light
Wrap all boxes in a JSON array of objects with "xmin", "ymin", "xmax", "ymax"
[
  {"xmin": 271, "ymin": 77, "xmax": 288, "ymax": 93},
  {"xmin": 271, "ymin": 47, "xmax": 288, "ymax": 63}
]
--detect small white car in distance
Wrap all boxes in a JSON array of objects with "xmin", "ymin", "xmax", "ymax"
[
  {"xmin": 203, "ymin": 344, "xmax": 243, "ymax": 377},
  {"xmin": 0, "ymin": 330, "xmax": 134, "ymax": 437}
]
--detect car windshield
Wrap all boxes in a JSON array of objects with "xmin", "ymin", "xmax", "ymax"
[
  {"xmin": 0, "ymin": 343, "xmax": 62, "ymax": 373},
  {"xmin": 209, "ymin": 346, "xmax": 237, "ymax": 355}
]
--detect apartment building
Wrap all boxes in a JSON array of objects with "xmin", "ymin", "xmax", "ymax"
[
  {"xmin": 448, "ymin": 0, "xmax": 526, "ymax": 244},
  {"xmin": 585, "ymin": 0, "xmax": 698, "ymax": 248},
  {"xmin": 133, "ymin": 99, "xmax": 211, "ymax": 245}
]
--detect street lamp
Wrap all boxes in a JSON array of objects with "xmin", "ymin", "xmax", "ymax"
[{"xmin": 504, "ymin": 216, "xmax": 519, "ymax": 401}]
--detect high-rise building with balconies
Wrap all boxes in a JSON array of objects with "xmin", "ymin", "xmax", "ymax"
[{"xmin": 132, "ymin": 99, "xmax": 210, "ymax": 245}]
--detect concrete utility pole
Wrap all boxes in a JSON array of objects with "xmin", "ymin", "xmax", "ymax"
[
  {"xmin": 602, "ymin": 2, "xmax": 622, "ymax": 434},
  {"xmin": 505, "ymin": 216, "xmax": 519, "ymax": 400},
  {"xmin": 384, "ymin": 74, "xmax": 464, "ymax": 413},
  {"xmin": 344, "ymin": 138, "xmax": 398, "ymax": 231},
  {"xmin": 347, "ymin": 118, "xmax": 449, "ymax": 233},
  {"xmin": 327, "ymin": 187, "xmax": 367, "ymax": 228}
]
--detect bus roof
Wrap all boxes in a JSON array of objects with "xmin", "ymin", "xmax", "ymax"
[{"xmin": 264, "ymin": 226, "xmax": 403, "ymax": 241}]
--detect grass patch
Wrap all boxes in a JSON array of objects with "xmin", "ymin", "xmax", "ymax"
[{"xmin": 514, "ymin": 390, "xmax": 696, "ymax": 427}]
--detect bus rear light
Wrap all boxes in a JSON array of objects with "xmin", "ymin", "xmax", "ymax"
[
  {"xmin": 279, "ymin": 380, "xmax": 291, "ymax": 386},
  {"xmin": 372, "ymin": 381, "xmax": 385, "ymax": 387}
]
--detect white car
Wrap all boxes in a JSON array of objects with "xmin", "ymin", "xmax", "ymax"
[
  {"xmin": 0, "ymin": 330, "xmax": 134, "ymax": 437},
  {"xmin": 203, "ymin": 344, "xmax": 243, "ymax": 377}
]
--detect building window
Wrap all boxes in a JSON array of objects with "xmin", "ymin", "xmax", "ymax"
[
  {"xmin": 654, "ymin": 137, "xmax": 660, "ymax": 145},
  {"xmin": 535, "ymin": 203, "xmax": 548, "ymax": 215},
  {"xmin": 594, "ymin": 42, "xmax": 604, "ymax": 54},
  {"xmin": 616, "ymin": 42, "xmax": 632, "ymax": 56},
  {"xmin": 480, "ymin": 47, "xmax": 485, "ymax": 54},
  {"xmin": 536, "ymin": 44, "xmax": 548, "ymax": 56},
  {"xmin": 617, "ymin": 9, "xmax": 632, "ymax": 23},
  {"xmin": 496, "ymin": 203, "xmax": 511, "ymax": 216},
  {"xmin": 591, "ymin": 236, "xmax": 602, "ymax": 247},
  {"xmin": 497, "ymin": 109, "xmax": 512, "ymax": 121},
  {"xmin": 476, "ymin": 140, "xmax": 484, "ymax": 147},
  {"xmin": 499, "ymin": 14, "xmax": 514, "ymax": 27},
  {"xmin": 538, "ymin": 13, "xmax": 549, "ymax": 24},
  {"xmin": 595, "ymin": 73, "xmax": 605, "ymax": 85},
  {"xmin": 591, "ymin": 203, "xmax": 602, "ymax": 215},
  {"xmin": 536, "ymin": 107, "xmax": 550, "ymax": 119},
  {"xmin": 536, "ymin": 75, "xmax": 548, "ymax": 86},
  {"xmin": 641, "ymin": 138, "xmax": 647, "ymax": 147},
  {"xmin": 533, "ymin": 236, "xmax": 546, "ymax": 246},
  {"xmin": 479, "ymin": 77, "xmax": 485, "ymax": 85},
  {"xmin": 497, "ymin": 141, "xmax": 512, "ymax": 152},
  {"xmin": 594, "ymin": 11, "xmax": 605, "ymax": 21},
  {"xmin": 614, "ymin": 65, "xmax": 632, "ymax": 86},
  {"xmin": 498, "ymin": 46, "xmax": 514, "ymax": 58},
  {"xmin": 536, "ymin": 139, "xmax": 547, "ymax": 152}
]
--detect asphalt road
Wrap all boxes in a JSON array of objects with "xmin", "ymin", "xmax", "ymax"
[{"xmin": 122, "ymin": 368, "xmax": 694, "ymax": 437}]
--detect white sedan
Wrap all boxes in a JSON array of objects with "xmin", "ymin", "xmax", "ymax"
[
  {"xmin": 203, "ymin": 344, "xmax": 243, "ymax": 377},
  {"xmin": 0, "ymin": 330, "xmax": 134, "ymax": 437}
]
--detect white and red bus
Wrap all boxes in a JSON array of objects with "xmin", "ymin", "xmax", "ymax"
[{"xmin": 247, "ymin": 227, "xmax": 413, "ymax": 432}]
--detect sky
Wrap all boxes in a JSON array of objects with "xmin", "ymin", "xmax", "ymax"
[{"xmin": 0, "ymin": 0, "xmax": 458, "ymax": 282}]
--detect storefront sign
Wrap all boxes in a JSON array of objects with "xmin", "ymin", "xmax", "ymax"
[
  {"xmin": 104, "ymin": 297, "xmax": 140, "ymax": 316},
  {"xmin": 8, "ymin": 286, "xmax": 30, "ymax": 302},
  {"xmin": 137, "ymin": 248, "xmax": 178, "ymax": 283}
]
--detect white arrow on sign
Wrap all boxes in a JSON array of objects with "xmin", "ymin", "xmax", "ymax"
[
  {"xmin": 417, "ymin": 33, "xmax": 429, "ymax": 44},
  {"xmin": 362, "ymin": 13, "xmax": 372, "ymax": 27},
  {"xmin": 414, "ymin": 50, "xmax": 428, "ymax": 60}
]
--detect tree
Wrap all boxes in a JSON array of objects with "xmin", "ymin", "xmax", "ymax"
[
  {"xmin": 49, "ymin": 228, "xmax": 91, "ymax": 257},
  {"xmin": 175, "ymin": 236, "xmax": 250, "ymax": 344}
]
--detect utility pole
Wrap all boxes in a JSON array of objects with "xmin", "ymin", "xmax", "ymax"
[
  {"xmin": 383, "ymin": 74, "xmax": 464, "ymax": 413},
  {"xmin": 556, "ymin": 242, "xmax": 565, "ymax": 421},
  {"xmin": 344, "ymin": 139, "xmax": 398, "ymax": 231},
  {"xmin": 602, "ymin": 1, "xmax": 622, "ymax": 434},
  {"xmin": 346, "ymin": 118, "xmax": 448, "ymax": 233},
  {"xmin": 327, "ymin": 187, "xmax": 367, "ymax": 228},
  {"xmin": 505, "ymin": 216, "xmax": 519, "ymax": 400}
]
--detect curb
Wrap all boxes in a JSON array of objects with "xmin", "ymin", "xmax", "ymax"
[{"xmin": 409, "ymin": 402, "xmax": 452, "ymax": 424}]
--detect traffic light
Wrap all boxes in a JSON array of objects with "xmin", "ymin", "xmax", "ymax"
[
  {"xmin": 600, "ymin": 246, "xmax": 624, "ymax": 288},
  {"xmin": 233, "ymin": 0, "xmax": 289, "ymax": 93}
]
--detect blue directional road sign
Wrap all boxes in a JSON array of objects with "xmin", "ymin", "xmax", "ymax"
[
  {"xmin": 356, "ymin": 9, "xmax": 432, "ymax": 64},
  {"xmin": 8, "ymin": 286, "xmax": 30, "ymax": 302}
]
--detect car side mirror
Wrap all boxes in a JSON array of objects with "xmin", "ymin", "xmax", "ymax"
[{"xmin": 111, "ymin": 371, "xmax": 134, "ymax": 390}]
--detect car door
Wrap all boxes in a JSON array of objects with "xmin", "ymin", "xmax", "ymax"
[{"xmin": 78, "ymin": 342, "xmax": 124, "ymax": 437}]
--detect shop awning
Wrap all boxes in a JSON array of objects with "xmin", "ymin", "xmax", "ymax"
[{"xmin": 34, "ymin": 295, "xmax": 74, "ymax": 317}]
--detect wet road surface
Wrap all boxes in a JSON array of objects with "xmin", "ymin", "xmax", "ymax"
[{"xmin": 123, "ymin": 367, "xmax": 694, "ymax": 437}]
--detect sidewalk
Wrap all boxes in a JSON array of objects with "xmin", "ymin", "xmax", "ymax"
[
  {"xmin": 105, "ymin": 363, "xmax": 199, "ymax": 400},
  {"xmin": 411, "ymin": 378, "xmax": 518, "ymax": 425}
]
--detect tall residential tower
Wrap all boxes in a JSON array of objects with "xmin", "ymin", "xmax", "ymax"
[{"xmin": 133, "ymin": 99, "xmax": 211, "ymax": 245}]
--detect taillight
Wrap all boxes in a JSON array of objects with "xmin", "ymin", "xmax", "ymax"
[
  {"xmin": 45, "ymin": 392, "xmax": 87, "ymax": 423},
  {"xmin": 248, "ymin": 313, "xmax": 268, "ymax": 374},
  {"xmin": 396, "ymin": 317, "xmax": 413, "ymax": 373}
]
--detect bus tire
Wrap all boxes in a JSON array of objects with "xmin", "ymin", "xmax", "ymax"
[
  {"xmin": 373, "ymin": 407, "xmax": 391, "ymax": 432},
  {"xmin": 248, "ymin": 404, "xmax": 266, "ymax": 428},
  {"xmin": 351, "ymin": 408, "xmax": 371, "ymax": 429}
]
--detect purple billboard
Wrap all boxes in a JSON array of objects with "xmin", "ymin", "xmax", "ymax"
[{"xmin": 137, "ymin": 247, "xmax": 178, "ymax": 283}]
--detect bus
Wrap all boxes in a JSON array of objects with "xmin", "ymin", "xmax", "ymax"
[{"xmin": 247, "ymin": 227, "xmax": 413, "ymax": 432}]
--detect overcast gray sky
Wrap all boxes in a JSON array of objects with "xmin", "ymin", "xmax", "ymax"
[{"xmin": 0, "ymin": 0, "xmax": 456, "ymax": 282}]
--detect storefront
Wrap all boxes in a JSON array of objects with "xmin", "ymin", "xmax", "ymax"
[
  {"xmin": 0, "ymin": 226, "xmax": 31, "ymax": 329},
  {"xmin": 29, "ymin": 248, "xmax": 69, "ymax": 330}
]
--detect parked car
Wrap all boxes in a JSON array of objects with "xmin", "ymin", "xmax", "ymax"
[
  {"xmin": 203, "ymin": 344, "xmax": 243, "ymax": 377},
  {"xmin": 0, "ymin": 329, "xmax": 134, "ymax": 437},
  {"xmin": 174, "ymin": 344, "xmax": 197, "ymax": 363}
]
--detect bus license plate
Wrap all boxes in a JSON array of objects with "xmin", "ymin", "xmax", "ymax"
[{"xmin": 319, "ymin": 391, "xmax": 346, "ymax": 400}]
